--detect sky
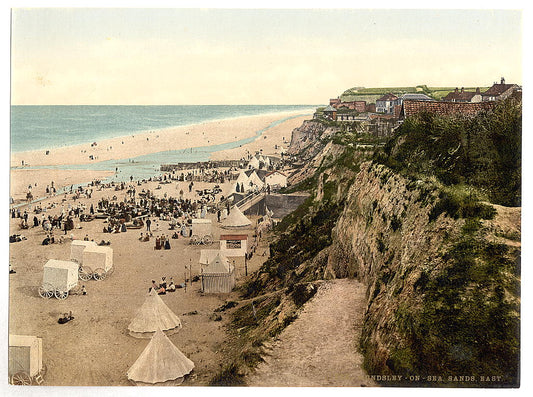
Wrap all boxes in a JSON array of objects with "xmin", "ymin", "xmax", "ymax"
[{"xmin": 10, "ymin": 7, "xmax": 523, "ymax": 105}]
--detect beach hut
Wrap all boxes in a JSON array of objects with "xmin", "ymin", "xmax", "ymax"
[
  {"xmin": 200, "ymin": 253, "xmax": 235, "ymax": 293},
  {"xmin": 82, "ymin": 245, "xmax": 113, "ymax": 280},
  {"xmin": 191, "ymin": 219, "xmax": 213, "ymax": 244},
  {"xmin": 265, "ymin": 170, "xmax": 288, "ymax": 188},
  {"xmin": 70, "ymin": 240, "xmax": 97, "ymax": 264},
  {"xmin": 39, "ymin": 259, "xmax": 79, "ymax": 300},
  {"xmin": 9, "ymin": 334, "xmax": 44, "ymax": 385},
  {"xmin": 128, "ymin": 289, "xmax": 182, "ymax": 338},
  {"xmin": 199, "ymin": 249, "xmax": 227, "ymax": 267},
  {"xmin": 221, "ymin": 206, "xmax": 251, "ymax": 229},
  {"xmin": 219, "ymin": 234, "xmax": 248, "ymax": 257},
  {"xmin": 127, "ymin": 328, "xmax": 194, "ymax": 386}
]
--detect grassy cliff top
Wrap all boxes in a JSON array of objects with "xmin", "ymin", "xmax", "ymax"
[{"xmin": 340, "ymin": 86, "xmax": 490, "ymax": 102}]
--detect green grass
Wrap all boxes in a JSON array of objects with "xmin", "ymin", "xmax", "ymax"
[{"xmin": 338, "ymin": 85, "xmax": 491, "ymax": 102}]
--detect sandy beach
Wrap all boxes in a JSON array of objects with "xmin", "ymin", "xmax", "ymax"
[
  {"xmin": 11, "ymin": 110, "xmax": 313, "ymax": 168},
  {"xmin": 8, "ymin": 175, "xmax": 271, "ymax": 386},
  {"xmin": 8, "ymin": 108, "xmax": 310, "ymax": 386}
]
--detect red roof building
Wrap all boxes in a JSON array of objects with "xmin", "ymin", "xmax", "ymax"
[
  {"xmin": 376, "ymin": 93, "xmax": 399, "ymax": 114},
  {"xmin": 443, "ymin": 87, "xmax": 482, "ymax": 103},
  {"xmin": 399, "ymin": 100, "xmax": 496, "ymax": 120}
]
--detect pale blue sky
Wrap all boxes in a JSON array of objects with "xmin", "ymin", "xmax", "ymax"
[{"xmin": 11, "ymin": 8, "xmax": 522, "ymax": 104}]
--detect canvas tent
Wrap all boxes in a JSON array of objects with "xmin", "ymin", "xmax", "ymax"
[
  {"xmin": 127, "ymin": 328, "xmax": 194, "ymax": 386},
  {"xmin": 199, "ymin": 249, "xmax": 228, "ymax": 266},
  {"xmin": 128, "ymin": 289, "xmax": 182, "ymax": 338},
  {"xmin": 201, "ymin": 253, "xmax": 235, "ymax": 293},
  {"xmin": 231, "ymin": 171, "xmax": 250, "ymax": 194},
  {"xmin": 9, "ymin": 335, "xmax": 44, "ymax": 384},
  {"xmin": 221, "ymin": 206, "xmax": 251, "ymax": 228},
  {"xmin": 247, "ymin": 170, "xmax": 265, "ymax": 190},
  {"xmin": 70, "ymin": 240, "xmax": 97, "ymax": 263}
]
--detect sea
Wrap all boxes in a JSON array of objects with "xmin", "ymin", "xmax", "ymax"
[{"xmin": 10, "ymin": 105, "xmax": 315, "ymax": 189}]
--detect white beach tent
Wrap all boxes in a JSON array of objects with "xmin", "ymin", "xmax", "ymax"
[
  {"xmin": 221, "ymin": 206, "xmax": 252, "ymax": 228},
  {"xmin": 231, "ymin": 170, "xmax": 250, "ymax": 194},
  {"xmin": 201, "ymin": 253, "xmax": 235, "ymax": 293},
  {"xmin": 204, "ymin": 253, "xmax": 232, "ymax": 274},
  {"xmin": 70, "ymin": 240, "xmax": 97, "ymax": 263},
  {"xmin": 128, "ymin": 289, "xmax": 182, "ymax": 338},
  {"xmin": 248, "ymin": 156, "xmax": 261, "ymax": 169},
  {"xmin": 127, "ymin": 328, "xmax": 194, "ymax": 386},
  {"xmin": 199, "ymin": 249, "xmax": 228, "ymax": 266},
  {"xmin": 247, "ymin": 170, "xmax": 265, "ymax": 189},
  {"xmin": 235, "ymin": 170, "xmax": 250, "ymax": 185}
]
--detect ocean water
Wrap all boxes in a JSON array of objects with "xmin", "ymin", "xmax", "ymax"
[
  {"xmin": 10, "ymin": 105, "xmax": 315, "ymax": 192},
  {"xmin": 10, "ymin": 105, "xmax": 315, "ymax": 153}
]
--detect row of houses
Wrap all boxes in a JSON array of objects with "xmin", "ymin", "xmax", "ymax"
[
  {"xmin": 232, "ymin": 154, "xmax": 288, "ymax": 194},
  {"xmin": 321, "ymin": 78, "xmax": 521, "ymax": 125}
]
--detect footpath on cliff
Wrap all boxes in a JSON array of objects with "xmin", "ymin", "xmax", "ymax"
[{"xmin": 246, "ymin": 278, "xmax": 376, "ymax": 387}]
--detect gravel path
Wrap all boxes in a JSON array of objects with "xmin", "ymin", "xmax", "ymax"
[{"xmin": 247, "ymin": 278, "xmax": 375, "ymax": 387}]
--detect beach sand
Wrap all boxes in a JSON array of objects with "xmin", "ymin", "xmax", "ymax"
[
  {"xmin": 10, "ymin": 169, "xmax": 114, "ymax": 204},
  {"xmin": 8, "ymin": 176, "xmax": 271, "ymax": 386},
  {"xmin": 11, "ymin": 110, "xmax": 313, "ymax": 168},
  {"xmin": 8, "ymin": 109, "xmax": 309, "ymax": 386}
]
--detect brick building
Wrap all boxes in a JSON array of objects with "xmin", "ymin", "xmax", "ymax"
[{"xmin": 399, "ymin": 100, "xmax": 496, "ymax": 121}]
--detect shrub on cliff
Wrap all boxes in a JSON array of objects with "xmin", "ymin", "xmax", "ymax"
[{"xmin": 376, "ymin": 98, "xmax": 521, "ymax": 207}]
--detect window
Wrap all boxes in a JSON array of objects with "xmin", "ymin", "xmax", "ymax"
[{"xmin": 226, "ymin": 240, "xmax": 242, "ymax": 249}]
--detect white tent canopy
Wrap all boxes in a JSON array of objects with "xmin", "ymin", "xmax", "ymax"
[
  {"xmin": 200, "ymin": 249, "xmax": 228, "ymax": 266},
  {"xmin": 127, "ymin": 328, "xmax": 194, "ymax": 385},
  {"xmin": 221, "ymin": 206, "xmax": 251, "ymax": 228},
  {"xmin": 203, "ymin": 253, "xmax": 233, "ymax": 274},
  {"xmin": 247, "ymin": 170, "xmax": 265, "ymax": 189},
  {"xmin": 128, "ymin": 289, "xmax": 182, "ymax": 338}
]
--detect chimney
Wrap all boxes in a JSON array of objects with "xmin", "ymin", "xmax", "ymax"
[
  {"xmin": 461, "ymin": 87, "xmax": 464, "ymax": 93},
  {"xmin": 476, "ymin": 87, "xmax": 480, "ymax": 94},
  {"xmin": 455, "ymin": 87, "xmax": 459, "ymax": 93},
  {"xmin": 501, "ymin": 77, "xmax": 505, "ymax": 84}
]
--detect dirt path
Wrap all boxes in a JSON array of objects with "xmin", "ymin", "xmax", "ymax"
[{"xmin": 247, "ymin": 278, "xmax": 376, "ymax": 387}]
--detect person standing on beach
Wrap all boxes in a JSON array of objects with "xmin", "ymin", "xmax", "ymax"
[{"xmin": 146, "ymin": 218, "xmax": 151, "ymax": 232}]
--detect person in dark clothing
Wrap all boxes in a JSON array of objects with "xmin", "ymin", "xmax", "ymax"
[
  {"xmin": 58, "ymin": 311, "xmax": 74, "ymax": 324},
  {"xmin": 146, "ymin": 218, "xmax": 151, "ymax": 232}
]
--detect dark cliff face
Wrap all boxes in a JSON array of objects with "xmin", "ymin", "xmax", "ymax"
[
  {"xmin": 291, "ymin": 117, "xmax": 521, "ymax": 386},
  {"xmin": 220, "ymin": 114, "xmax": 520, "ymax": 387}
]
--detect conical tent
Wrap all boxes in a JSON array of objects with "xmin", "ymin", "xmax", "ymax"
[
  {"xmin": 127, "ymin": 328, "xmax": 194, "ymax": 385},
  {"xmin": 247, "ymin": 170, "xmax": 265, "ymax": 189},
  {"xmin": 128, "ymin": 289, "xmax": 182, "ymax": 338},
  {"xmin": 221, "ymin": 206, "xmax": 251, "ymax": 228}
]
